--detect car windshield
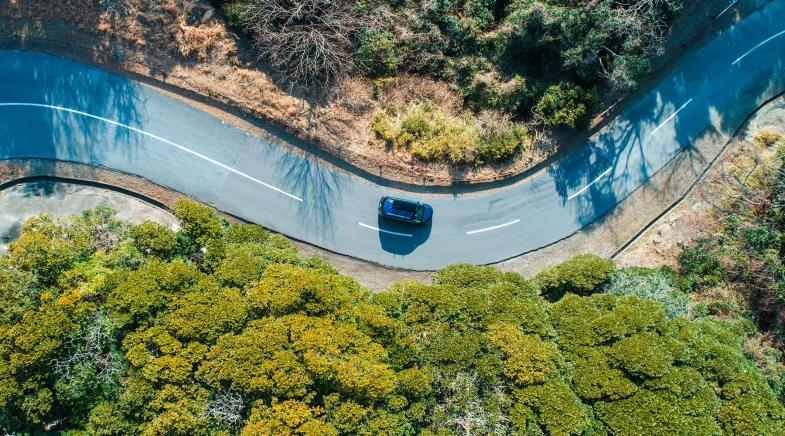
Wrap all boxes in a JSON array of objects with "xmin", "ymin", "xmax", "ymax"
[{"xmin": 413, "ymin": 206, "xmax": 424, "ymax": 221}]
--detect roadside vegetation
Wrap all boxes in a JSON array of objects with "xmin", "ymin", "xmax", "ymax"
[
  {"xmin": 215, "ymin": 0, "xmax": 688, "ymax": 165},
  {"xmin": 675, "ymin": 131, "xmax": 785, "ymax": 399},
  {"xmin": 1, "ymin": 198, "xmax": 784, "ymax": 434}
]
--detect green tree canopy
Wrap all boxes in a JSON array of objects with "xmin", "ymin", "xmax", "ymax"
[{"xmin": 0, "ymin": 201, "xmax": 782, "ymax": 434}]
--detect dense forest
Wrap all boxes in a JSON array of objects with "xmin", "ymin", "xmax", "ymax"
[
  {"xmin": 212, "ymin": 0, "xmax": 689, "ymax": 164},
  {"xmin": 1, "ymin": 196, "xmax": 784, "ymax": 434}
]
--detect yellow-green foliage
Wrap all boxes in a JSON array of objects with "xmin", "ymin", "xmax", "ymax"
[
  {"xmin": 535, "ymin": 253, "xmax": 615, "ymax": 300},
  {"xmin": 371, "ymin": 101, "xmax": 529, "ymax": 164},
  {"xmin": 752, "ymin": 129, "xmax": 784, "ymax": 148},
  {"xmin": 551, "ymin": 294, "xmax": 785, "ymax": 434},
  {"xmin": 172, "ymin": 197, "xmax": 225, "ymax": 245},
  {"xmin": 0, "ymin": 202, "xmax": 783, "ymax": 434},
  {"xmin": 129, "ymin": 221, "xmax": 177, "ymax": 258},
  {"xmin": 7, "ymin": 213, "xmax": 95, "ymax": 285}
]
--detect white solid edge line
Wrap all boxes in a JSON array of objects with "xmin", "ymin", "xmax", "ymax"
[
  {"xmin": 732, "ymin": 29, "xmax": 785, "ymax": 65},
  {"xmin": 358, "ymin": 222, "xmax": 413, "ymax": 237},
  {"xmin": 0, "ymin": 102, "xmax": 304, "ymax": 202},
  {"xmin": 466, "ymin": 219, "xmax": 520, "ymax": 235},
  {"xmin": 649, "ymin": 98, "xmax": 693, "ymax": 137},
  {"xmin": 568, "ymin": 167, "xmax": 613, "ymax": 201}
]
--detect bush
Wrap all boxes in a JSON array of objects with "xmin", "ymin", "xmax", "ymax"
[
  {"xmin": 172, "ymin": 198, "xmax": 226, "ymax": 246},
  {"xmin": 610, "ymin": 55, "xmax": 651, "ymax": 91},
  {"xmin": 679, "ymin": 243, "xmax": 723, "ymax": 290},
  {"xmin": 371, "ymin": 101, "xmax": 528, "ymax": 164},
  {"xmin": 129, "ymin": 221, "xmax": 178, "ymax": 258},
  {"xmin": 535, "ymin": 254, "xmax": 614, "ymax": 300},
  {"xmin": 354, "ymin": 28, "xmax": 398, "ymax": 78},
  {"xmin": 753, "ymin": 130, "xmax": 783, "ymax": 148},
  {"xmin": 603, "ymin": 267, "xmax": 690, "ymax": 318},
  {"xmin": 534, "ymin": 82, "xmax": 599, "ymax": 129}
]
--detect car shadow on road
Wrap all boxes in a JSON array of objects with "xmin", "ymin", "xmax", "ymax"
[{"xmin": 377, "ymin": 215, "xmax": 432, "ymax": 256}]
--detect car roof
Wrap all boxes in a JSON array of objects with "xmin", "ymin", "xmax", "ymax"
[{"xmin": 384, "ymin": 196, "xmax": 421, "ymax": 205}]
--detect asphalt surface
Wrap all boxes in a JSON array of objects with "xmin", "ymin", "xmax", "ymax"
[{"xmin": 1, "ymin": 2, "xmax": 784, "ymax": 270}]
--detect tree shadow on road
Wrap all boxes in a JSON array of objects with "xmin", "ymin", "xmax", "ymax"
[
  {"xmin": 546, "ymin": 11, "xmax": 785, "ymax": 231},
  {"xmin": 0, "ymin": 51, "xmax": 144, "ymax": 165}
]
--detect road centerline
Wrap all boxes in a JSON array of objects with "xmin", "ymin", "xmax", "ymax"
[
  {"xmin": 568, "ymin": 167, "xmax": 613, "ymax": 201},
  {"xmin": 0, "ymin": 102, "xmax": 304, "ymax": 202},
  {"xmin": 732, "ymin": 28, "xmax": 785, "ymax": 65},
  {"xmin": 466, "ymin": 219, "xmax": 520, "ymax": 235},
  {"xmin": 649, "ymin": 98, "xmax": 693, "ymax": 137},
  {"xmin": 358, "ymin": 222, "xmax": 413, "ymax": 237},
  {"xmin": 714, "ymin": 0, "xmax": 737, "ymax": 21}
]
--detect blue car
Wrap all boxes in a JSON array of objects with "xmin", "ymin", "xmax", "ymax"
[{"xmin": 378, "ymin": 197, "xmax": 433, "ymax": 224}]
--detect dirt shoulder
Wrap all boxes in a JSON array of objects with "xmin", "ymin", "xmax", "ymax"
[{"xmin": 0, "ymin": 0, "xmax": 752, "ymax": 188}]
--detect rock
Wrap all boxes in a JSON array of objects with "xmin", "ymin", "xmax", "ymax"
[
  {"xmin": 187, "ymin": 6, "xmax": 206, "ymax": 25},
  {"xmin": 658, "ymin": 223, "xmax": 674, "ymax": 239},
  {"xmin": 667, "ymin": 211, "xmax": 684, "ymax": 223},
  {"xmin": 691, "ymin": 201, "xmax": 707, "ymax": 212},
  {"xmin": 201, "ymin": 8, "xmax": 215, "ymax": 23}
]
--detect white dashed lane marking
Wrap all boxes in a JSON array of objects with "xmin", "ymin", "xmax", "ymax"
[
  {"xmin": 568, "ymin": 167, "xmax": 613, "ymax": 201},
  {"xmin": 466, "ymin": 219, "xmax": 521, "ymax": 235},
  {"xmin": 732, "ymin": 28, "xmax": 785, "ymax": 66},
  {"xmin": 358, "ymin": 222, "xmax": 413, "ymax": 237},
  {"xmin": 649, "ymin": 98, "xmax": 693, "ymax": 137}
]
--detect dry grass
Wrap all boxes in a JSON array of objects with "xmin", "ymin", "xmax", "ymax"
[
  {"xmin": 176, "ymin": 21, "xmax": 231, "ymax": 62},
  {"xmin": 374, "ymin": 74, "xmax": 462, "ymax": 115},
  {"xmin": 332, "ymin": 76, "xmax": 375, "ymax": 114},
  {"xmin": 753, "ymin": 129, "xmax": 785, "ymax": 148}
]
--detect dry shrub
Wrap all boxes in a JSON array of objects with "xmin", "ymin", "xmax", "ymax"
[
  {"xmin": 230, "ymin": 0, "xmax": 358, "ymax": 90},
  {"xmin": 332, "ymin": 76, "xmax": 375, "ymax": 114},
  {"xmin": 742, "ymin": 333, "xmax": 785, "ymax": 390},
  {"xmin": 177, "ymin": 22, "xmax": 230, "ymax": 62},
  {"xmin": 691, "ymin": 283, "xmax": 746, "ymax": 319},
  {"xmin": 753, "ymin": 129, "xmax": 783, "ymax": 148},
  {"xmin": 376, "ymin": 74, "xmax": 462, "ymax": 114}
]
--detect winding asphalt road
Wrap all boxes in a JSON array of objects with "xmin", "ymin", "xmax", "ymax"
[{"xmin": 1, "ymin": 2, "xmax": 785, "ymax": 270}]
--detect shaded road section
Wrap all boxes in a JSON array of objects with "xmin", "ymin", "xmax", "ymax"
[{"xmin": 1, "ymin": 1, "xmax": 785, "ymax": 270}]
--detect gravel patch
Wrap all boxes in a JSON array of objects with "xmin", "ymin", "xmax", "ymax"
[{"xmin": 0, "ymin": 180, "xmax": 179, "ymax": 253}]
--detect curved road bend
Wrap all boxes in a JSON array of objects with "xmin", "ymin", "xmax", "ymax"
[{"xmin": 1, "ymin": 2, "xmax": 785, "ymax": 270}]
